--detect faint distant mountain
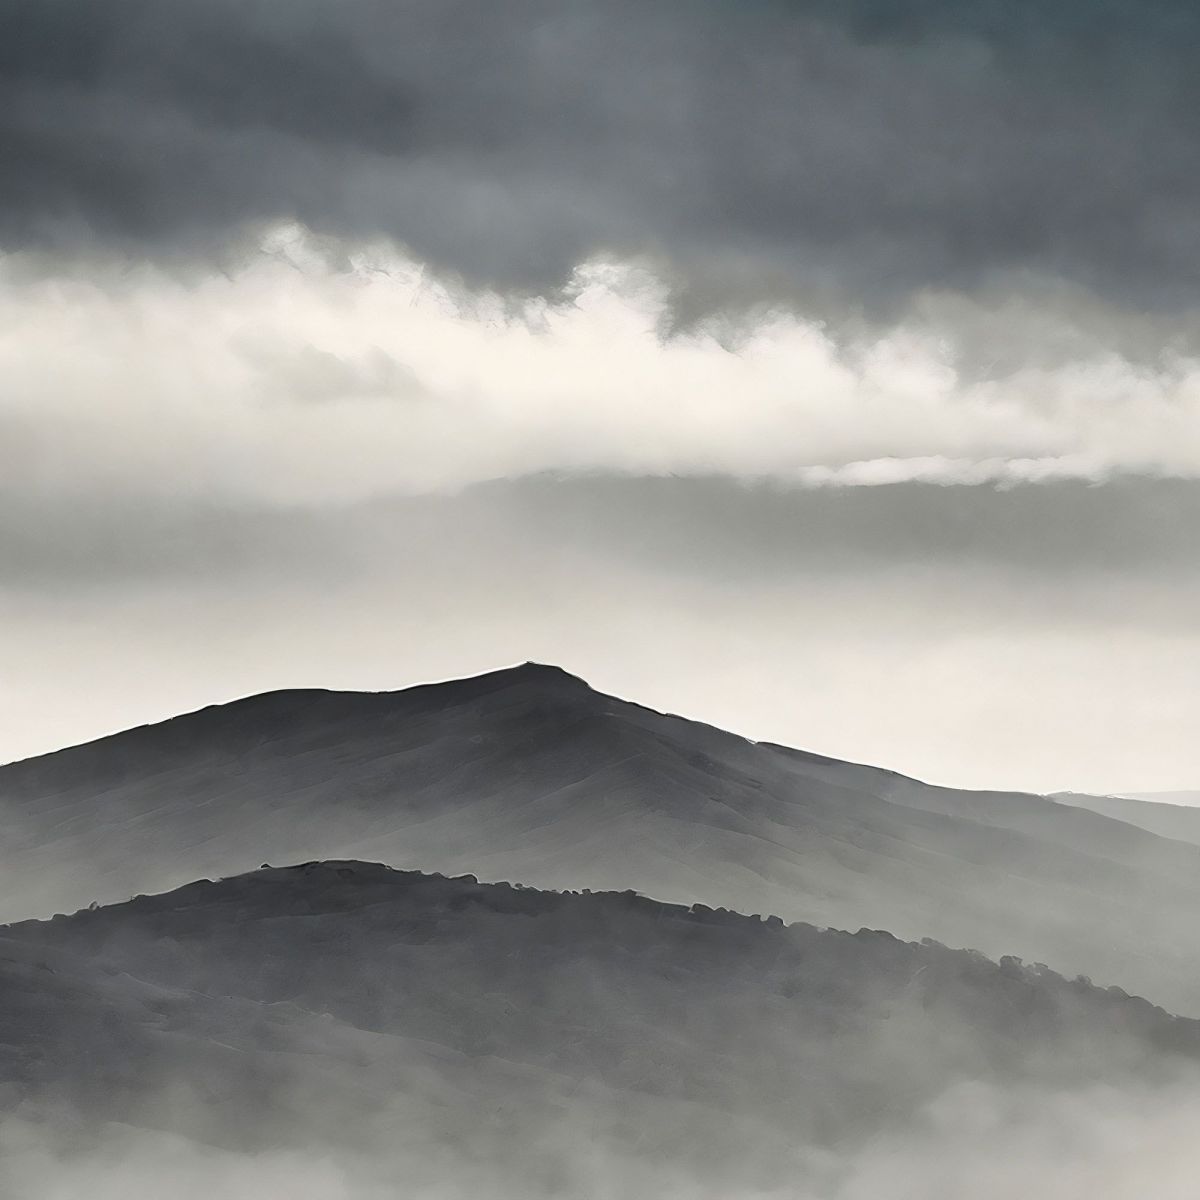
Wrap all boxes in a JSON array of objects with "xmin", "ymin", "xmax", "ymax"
[
  {"xmin": 1123, "ymin": 792, "xmax": 1200, "ymax": 806},
  {"xmin": 2, "ymin": 863, "xmax": 1196, "ymax": 1195},
  {"xmin": 1054, "ymin": 791, "xmax": 1200, "ymax": 848},
  {"xmin": 5, "ymin": 663, "xmax": 1200, "ymax": 1013}
]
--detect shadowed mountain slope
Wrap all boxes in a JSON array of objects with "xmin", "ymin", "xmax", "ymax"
[
  {"xmin": 2, "ymin": 863, "xmax": 1198, "ymax": 1195},
  {"xmin": 4, "ymin": 663, "xmax": 1200, "ymax": 1012}
]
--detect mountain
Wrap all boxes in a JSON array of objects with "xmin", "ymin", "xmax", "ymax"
[
  {"xmin": 1054, "ymin": 791, "xmax": 1200, "ymax": 847},
  {"xmin": 5, "ymin": 662, "xmax": 1200, "ymax": 1014},
  {"xmin": 2, "ymin": 862, "xmax": 1197, "ymax": 1197}
]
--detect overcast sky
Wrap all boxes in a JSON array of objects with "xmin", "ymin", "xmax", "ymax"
[{"xmin": 1, "ymin": 0, "xmax": 1197, "ymax": 793}]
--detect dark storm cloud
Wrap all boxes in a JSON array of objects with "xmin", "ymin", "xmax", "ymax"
[{"xmin": 2, "ymin": 0, "xmax": 1199, "ymax": 311}]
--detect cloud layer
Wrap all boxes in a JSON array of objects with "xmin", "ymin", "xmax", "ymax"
[
  {"xmin": 2, "ymin": 234, "xmax": 1199, "ymax": 513},
  {"xmin": 3, "ymin": 0, "xmax": 1200, "ymax": 314}
]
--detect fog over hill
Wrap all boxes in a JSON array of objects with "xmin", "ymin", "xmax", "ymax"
[
  {"xmin": 4, "ymin": 663, "xmax": 1200, "ymax": 1015},
  {"xmin": 3, "ymin": 862, "xmax": 1199, "ymax": 1198}
]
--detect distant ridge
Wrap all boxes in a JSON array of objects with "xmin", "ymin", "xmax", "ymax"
[
  {"xmin": 1054, "ymin": 790, "xmax": 1200, "ymax": 848},
  {"xmin": 1122, "ymin": 791, "xmax": 1200, "ymax": 807}
]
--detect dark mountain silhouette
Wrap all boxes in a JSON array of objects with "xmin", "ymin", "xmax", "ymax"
[
  {"xmin": 4, "ymin": 663, "xmax": 1200, "ymax": 1013},
  {"xmin": 2, "ymin": 862, "xmax": 1197, "ymax": 1195}
]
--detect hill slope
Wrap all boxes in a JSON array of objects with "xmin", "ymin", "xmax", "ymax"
[
  {"xmin": 3, "ymin": 863, "xmax": 1198, "ymax": 1196},
  {"xmin": 4, "ymin": 663, "xmax": 1200, "ymax": 1012}
]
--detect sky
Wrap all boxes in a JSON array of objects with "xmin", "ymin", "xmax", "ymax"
[{"xmin": 1, "ymin": 0, "xmax": 1197, "ymax": 793}]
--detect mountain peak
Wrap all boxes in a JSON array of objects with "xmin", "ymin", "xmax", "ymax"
[
  {"xmin": 504, "ymin": 661, "xmax": 591, "ymax": 687},
  {"xmin": 419, "ymin": 660, "xmax": 593, "ymax": 701}
]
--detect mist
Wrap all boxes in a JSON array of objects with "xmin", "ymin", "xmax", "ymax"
[{"xmin": 9, "ymin": 1077, "xmax": 1200, "ymax": 1200}]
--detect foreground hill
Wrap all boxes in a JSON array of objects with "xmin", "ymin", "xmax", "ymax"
[
  {"xmin": 2, "ymin": 863, "xmax": 1197, "ymax": 1196},
  {"xmin": 4, "ymin": 663, "xmax": 1200, "ymax": 1012}
]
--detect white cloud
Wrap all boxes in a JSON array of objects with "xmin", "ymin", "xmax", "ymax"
[{"xmin": 2, "ymin": 226, "xmax": 1199, "ymax": 509}]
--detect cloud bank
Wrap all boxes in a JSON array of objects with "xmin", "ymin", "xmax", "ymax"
[
  {"xmin": 2, "ymin": 233, "xmax": 1199, "ymax": 513},
  {"xmin": 10, "ymin": 1078, "xmax": 1200, "ymax": 1200}
]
